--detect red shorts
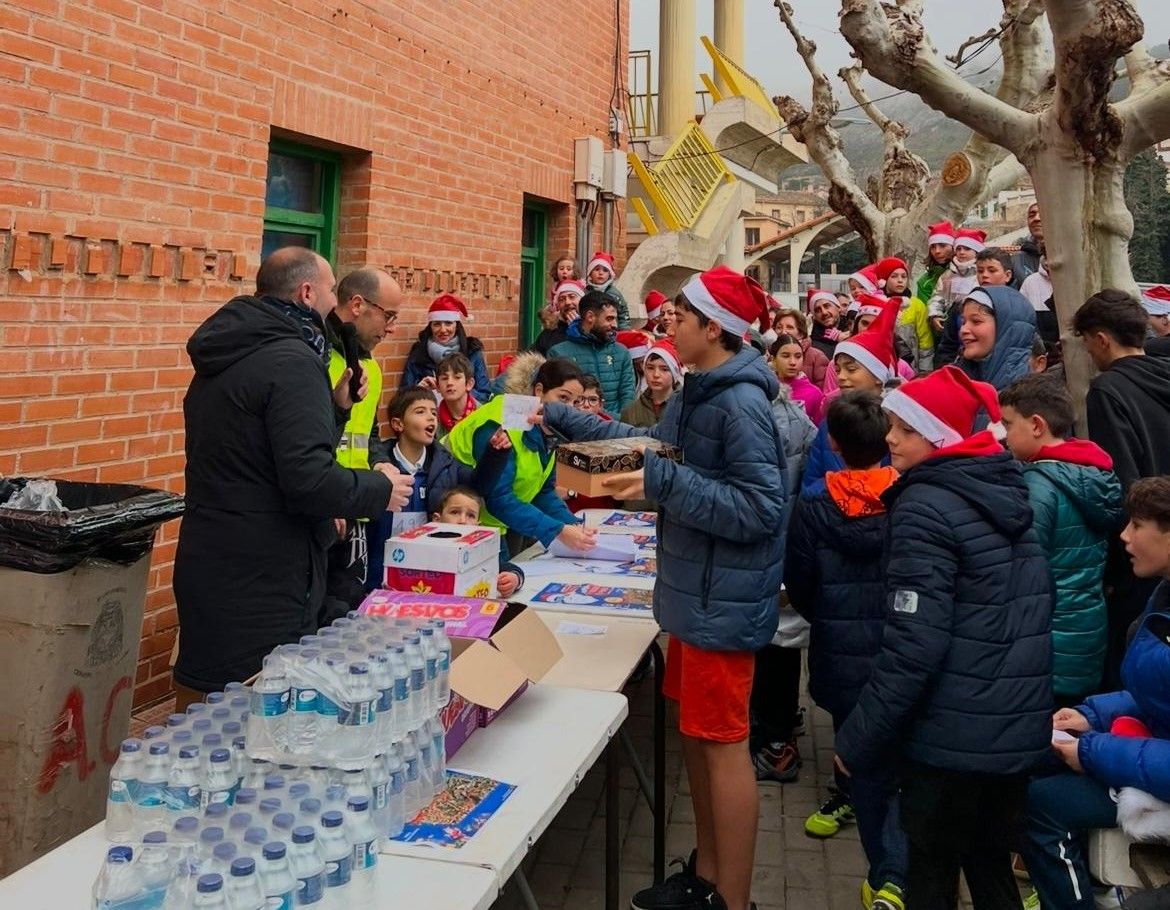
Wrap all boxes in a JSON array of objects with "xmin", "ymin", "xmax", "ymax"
[{"xmin": 662, "ymin": 636, "xmax": 754, "ymax": 743}]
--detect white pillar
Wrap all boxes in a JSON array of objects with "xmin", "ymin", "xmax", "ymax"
[
  {"xmin": 713, "ymin": 0, "xmax": 744, "ymax": 96},
  {"xmin": 723, "ymin": 217, "xmax": 746, "ymax": 271},
  {"xmin": 658, "ymin": 0, "xmax": 696, "ymax": 138}
]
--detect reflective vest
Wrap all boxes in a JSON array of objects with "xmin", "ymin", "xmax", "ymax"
[
  {"xmin": 328, "ymin": 348, "xmax": 383, "ymax": 470},
  {"xmin": 443, "ymin": 395, "xmax": 555, "ymax": 530}
]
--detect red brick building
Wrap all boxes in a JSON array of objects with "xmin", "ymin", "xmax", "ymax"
[{"xmin": 0, "ymin": 0, "xmax": 629, "ymax": 708}]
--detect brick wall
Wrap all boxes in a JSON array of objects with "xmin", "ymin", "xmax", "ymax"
[{"xmin": 0, "ymin": 0, "xmax": 629, "ymax": 708}]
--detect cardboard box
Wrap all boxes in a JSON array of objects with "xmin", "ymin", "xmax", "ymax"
[
  {"xmin": 439, "ymin": 690, "xmax": 480, "ymax": 760},
  {"xmin": 383, "ymin": 522, "xmax": 500, "ymax": 598},
  {"xmin": 555, "ymin": 437, "xmax": 682, "ymax": 497},
  {"xmin": 358, "ymin": 591, "xmax": 563, "ymax": 727}
]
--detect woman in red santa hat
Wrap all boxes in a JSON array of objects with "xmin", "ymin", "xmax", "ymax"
[{"xmin": 401, "ymin": 293, "xmax": 491, "ymax": 402}]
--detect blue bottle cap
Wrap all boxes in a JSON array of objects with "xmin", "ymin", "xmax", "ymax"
[
  {"xmin": 200, "ymin": 826, "xmax": 224, "ymax": 844},
  {"xmin": 230, "ymin": 856, "xmax": 256, "ymax": 877},
  {"xmin": 347, "ymin": 796, "xmax": 370, "ymax": 812},
  {"xmin": 174, "ymin": 816, "xmax": 199, "ymax": 834},
  {"xmin": 213, "ymin": 842, "xmax": 237, "ymax": 861},
  {"xmin": 120, "ymin": 739, "xmax": 141, "ymax": 753},
  {"xmin": 234, "ymin": 787, "xmax": 257, "ymax": 805},
  {"xmin": 262, "ymin": 842, "xmax": 286, "ymax": 860},
  {"xmin": 201, "ymin": 734, "xmax": 223, "ymax": 748},
  {"xmin": 185, "ymin": 703, "xmax": 206, "ymax": 715},
  {"xmin": 321, "ymin": 810, "xmax": 343, "ymax": 828},
  {"xmin": 291, "ymin": 826, "xmax": 315, "ymax": 843},
  {"xmin": 142, "ymin": 830, "xmax": 167, "ymax": 844},
  {"xmin": 148, "ymin": 742, "xmax": 169, "ymax": 756},
  {"xmin": 172, "ymin": 730, "xmax": 193, "ymax": 744},
  {"xmin": 349, "ymin": 662, "xmax": 369, "ymax": 675},
  {"xmin": 263, "ymin": 774, "xmax": 285, "ymax": 790},
  {"xmin": 210, "ymin": 748, "xmax": 231, "ymax": 763},
  {"xmin": 222, "ymin": 721, "xmax": 242, "ymax": 737},
  {"xmin": 224, "ymin": 681, "xmax": 245, "ymax": 692},
  {"xmin": 298, "ymin": 798, "xmax": 321, "ymax": 816},
  {"xmin": 205, "ymin": 803, "xmax": 229, "ymax": 819},
  {"xmin": 143, "ymin": 725, "xmax": 166, "ymax": 739},
  {"xmin": 192, "ymin": 718, "xmax": 212, "ymax": 732},
  {"xmin": 196, "ymin": 873, "xmax": 223, "ymax": 893},
  {"xmin": 229, "ymin": 812, "xmax": 252, "ymax": 830},
  {"xmin": 167, "ymin": 713, "xmax": 187, "ymax": 727},
  {"xmin": 179, "ymin": 745, "xmax": 200, "ymax": 760},
  {"xmin": 273, "ymin": 812, "xmax": 295, "ymax": 830},
  {"xmin": 206, "ymin": 692, "xmax": 225, "ymax": 705},
  {"xmin": 107, "ymin": 846, "xmax": 133, "ymax": 862},
  {"xmin": 288, "ymin": 783, "xmax": 310, "ymax": 799},
  {"xmin": 259, "ymin": 798, "xmax": 282, "ymax": 814},
  {"xmin": 244, "ymin": 826, "xmax": 268, "ymax": 846}
]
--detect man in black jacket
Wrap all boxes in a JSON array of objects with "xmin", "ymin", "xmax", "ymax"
[
  {"xmin": 1011, "ymin": 201, "xmax": 1043, "ymax": 288},
  {"xmin": 174, "ymin": 248, "xmax": 412, "ymax": 704}
]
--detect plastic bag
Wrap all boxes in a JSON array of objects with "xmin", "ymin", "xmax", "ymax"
[
  {"xmin": 1, "ymin": 478, "xmax": 66, "ymax": 512},
  {"xmin": 0, "ymin": 478, "xmax": 184, "ymax": 573}
]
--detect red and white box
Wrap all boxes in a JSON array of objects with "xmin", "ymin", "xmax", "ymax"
[{"xmin": 383, "ymin": 522, "xmax": 500, "ymax": 598}]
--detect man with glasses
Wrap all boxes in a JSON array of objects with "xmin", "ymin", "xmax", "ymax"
[{"xmin": 323, "ymin": 266, "xmax": 404, "ymax": 616}]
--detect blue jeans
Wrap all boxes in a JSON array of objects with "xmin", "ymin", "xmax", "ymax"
[{"xmin": 1019, "ymin": 772, "xmax": 1118, "ymax": 910}]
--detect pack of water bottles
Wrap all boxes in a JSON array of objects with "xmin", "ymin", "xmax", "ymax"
[{"xmin": 245, "ymin": 614, "xmax": 453, "ymax": 769}]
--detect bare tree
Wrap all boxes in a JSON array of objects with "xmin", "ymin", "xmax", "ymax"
[
  {"xmin": 772, "ymin": 0, "xmax": 1049, "ymax": 266},
  {"xmin": 834, "ymin": 0, "xmax": 1170, "ymax": 411}
]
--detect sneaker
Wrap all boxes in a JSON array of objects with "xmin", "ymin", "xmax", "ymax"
[
  {"xmin": 872, "ymin": 883, "xmax": 905, "ymax": 910},
  {"xmin": 1022, "ymin": 889, "xmax": 1041, "ymax": 910},
  {"xmin": 630, "ymin": 851, "xmax": 724, "ymax": 910},
  {"xmin": 804, "ymin": 790, "xmax": 855, "ymax": 838},
  {"xmin": 861, "ymin": 881, "xmax": 875, "ymax": 910},
  {"xmin": 791, "ymin": 707, "xmax": 807, "ymax": 737},
  {"xmin": 752, "ymin": 740, "xmax": 800, "ymax": 784}
]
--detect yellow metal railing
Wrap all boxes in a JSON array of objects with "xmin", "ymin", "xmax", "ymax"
[
  {"xmin": 700, "ymin": 36, "xmax": 777, "ymax": 120},
  {"xmin": 627, "ymin": 48, "xmax": 714, "ymax": 139},
  {"xmin": 627, "ymin": 121, "xmax": 735, "ymax": 233}
]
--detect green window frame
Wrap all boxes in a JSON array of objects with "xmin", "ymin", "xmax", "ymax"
[
  {"xmin": 262, "ymin": 139, "xmax": 341, "ymax": 264},
  {"xmin": 519, "ymin": 202, "xmax": 548, "ymax": 348}
]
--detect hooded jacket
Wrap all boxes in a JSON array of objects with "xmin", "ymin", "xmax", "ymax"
[
  {"xmin": 1077, "ymin": 588, "xmax": 1170, "ymax": 802},
  {"xmin": 1023, "ymin": 440, "xmax": 1124, "ymax": 698},
  {"xmin": 1087, "ymin": 354, "xmax": 1170, "ymax": 491},
  {"xmin": 956, "ymin": 284, "xmax": 1037, "ymax": 391},
  {"xmin": 786, "ymin": 466, "xmax": 899, "ymax": 718},
  {"xmin": 543, "ymin": 347, "xmax": 788, "ymax": 651},
  {"xmin": 401, "ymin": 327, "xmax": 491, "ymax": 403},
  {"xmin": 175, "ymin": 294, "xmax": 392, "ymax": 691},
  {"xmin": 547, "ymin": 319, "xmax": 637, "ymax": 418},
  {"xmin": 836, "ymin": 444, "xmax": 1053, "ymax": 774}
]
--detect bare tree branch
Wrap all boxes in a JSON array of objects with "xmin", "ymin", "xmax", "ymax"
[
  {"xmin": 838, "ymin": 0, "xmax": 1037, "ymax": 152},
  {"xmin": 838, "ymin": 62, "xmax": 902, "ymax": 135},
  {"xmin": 996, "ymin": 0, "xmax": 1052, "ymax": 110},
  {"xmin": 947, "ymin": 27, "xmax": 999, "ymax": 67},
  {"xmin": 1119, "ymin": 80, "xmax": 1170, "ymax": 160}
]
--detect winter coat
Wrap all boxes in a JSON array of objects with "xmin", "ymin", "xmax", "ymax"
[
  {"xmin": 783, "ymin": 374, "xmax": 824, "ymax": 425},
  {"xmin": 1022, "ymin": 441, "xmax": 1124, "ymax": 698},
  {"xmin": 895, "ymin": 295, "xmax": 935, "ymax": 374},
  {"xmin": 1077, "ymin": 586, "xmax": 1170, "ymax": 802},
  {"xmin": 401, "ymin": 329, "xmax": 491, "ymax": 403},
  {"xmin": 620, "ymin": 388, "xmax": 669, "ymax": 429},
  {"xmin": 956, "ymin": 284, "xmax": 1037, "ymax": 392},
  {"xmin": 1086, "ymin": 354, "xmax": 1170, "ymax": 491},
  {"xmin": 547, "ymin": 319, "xmax": 637, "ymax": 418},
  {"xmin": 836, "ymin": 439, "xmax": 1053, "ymax": 774},
  {"xmin": 1012, "ymin": 236, "xmax": 1042, "ymax": 287},
  {"xmin": 798, "ymin": 337, "xmax": 831, "ymax": 390},
  {"xmin": 809, "ymin": 321, "xmax": 841, "ymax": 359},
  {"xmin": 915, "ymin": 261, "xmax": 948, "ymax": 305},
  {"xmin": 175, "ymin": 294, "xmax": 392, "ymax": 691},
  {"xmin": 532, "ymin": 321, "xmax": 569, "ymax": 356},
  {"xmin": 801, "ymin": 403, "xmax": 891, "ymax": 494},
  {"xmin": 786, "ymin": 466, "xmax": 899, "ymax": 719},
  {"xmin": 771, "ymin": 386, "xmax": 818, "ymax": 501},
  {"xmin": 544, "ymin": 347, "xmax": 788, "ymax": 651}
]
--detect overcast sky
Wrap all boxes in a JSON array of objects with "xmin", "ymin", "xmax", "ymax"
[{"xmin": 629, "ymin": 1, "xmax": 1170, "ymax": 104}]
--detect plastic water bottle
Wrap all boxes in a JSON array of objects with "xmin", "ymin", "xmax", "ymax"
[
  {"xmin": 318, "ymin": 810, "xmax": 352, "ymax": 903},
  {"xmin": 418, "ymin": 627, "xmax": 440, "ymax": 715},
  {"xmin": 93, "ymin": 845, "xmax": 139, "ymax": 910},
  {"xmin": 259, "ymin": 842, "xmax": 296, "ymax": 910},
  {"xmin": 368, "ymin": 754, "xmax": 390, "ymax": 838},
  {"xmin": 403, "ymin": 637, "xmax": 426, "ymax": 729},
  {"xmin": 315, "ymin": 656, "xmax": 345, "ymax": 764},
  {"xmin": 344, "ymin": 796, "xmax": 377, "ymax": 910},
  {"xmin": 134, "ymin": 742, "xmax": 170, "ymax": 831},
  {"xmin": 172, "ymin": 815, "xmax": 200, "ymax": 845},
  {"xmin": 225, "ymin": 857, "xmax": 265, "ymax": 910},
  {"xmin": 230, "ymin": 735, "xmax": 249, "ymax": 782},
  {"xmin": 204, "ymin": 803, "xmax": 230, "ymax": 826},
  {"xmin": 204, "ymin": 749, "xmax": 238, "ymax": 807},
  {"xmin": 243, "ymin": 826, "xmax": 269, "ymax": 858},
  {"xmin": 341, "ymin": 768, "xmax": 372, "ymax": 809},
  {"xmin": 167, "ymin": 745, "xmax": 203, "ymax": 814},
  {"xmin": 287, "ymin": 782, "xmax": 311, "ymax": 802},
  {"xmin": 272, "ymin": 813, "xmax": 296, "ymax": 838},
  {"xmin": 428, "ymin": 717, "xmax": 447, "ymax": 796},
  {"xmin": 106, "ymin": 739, "xmax": 143, "ymax": 840},
  {"xmin": 400, "ymin": 734, "xmax": 422, "ymax": 818},
  {"xmin": 167, "ymin": 713, "xmax": 188, "ymax": 729},
  {"xmin": 164, "ymin": 859, "xmax": 202, "ymax": 910},
  {"xmin": 198, "ymin": 826, "xmax": 225, "ymax": 864},
  {"xmin": 288, "ymin": 650, "xmax": 320, "ymax": 757},
  {"xmin": 193, "ymin": 718, "xmax": 213, "ymax": 736},
  {"xmin": 194, "ymin": 873, "xmax": 228, "ymax": 909},
  {"xmin": 368, "ymin": 652, "xmax": 394, "ymax": 746},
  {"xmin": 296, "ymin": 798, "xmax": 322, "ymax": 831},
  {"xmin": 235, "ymin": 788, "xmax": 257, "ymax": 808},
  {"xmin": 229, "ymin": 811, "xmax": 253, "ymax": 834},
  {"xmin": 248, "ymin": 670, "xmax": 290, "ymax": 753},
  {"xmin": 143, "ymin": 725, "xmax": 168, "ymax": 740},
  {"xmin": 413, "ymin": 727, "xmax": 434, "ymax": 802},
  {"xmin": 387, "ymin": 646, "xmax": 410, "ymax": 740},
  {"xmin": 430, "ymin": 620, "xmax": 452, "ymax": 707},
  {"xmin": 210, "ymin": 842, "xmax": 239, "ymax": 879},
  {"xmin": 263, "ymin": 774, "xmax": 286, "ymax": 795},
  {"xmin": 138, "ymin": 831, "xmax": 174, "ymax": 903},
  {"xmin": 336, "ymin": 663, "xmax": 377, "ymax": 763},
  {"xmin": 287, "ymin": 827, "xmax": 326, "ymax": 907},
  {"xmin": 385, "ymin": 747, "xmax": 406, "ymax": 838}
]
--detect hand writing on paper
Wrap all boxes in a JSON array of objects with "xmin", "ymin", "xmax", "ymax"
[{"xmin": 556, "ymin": 524, "xmax": 598, "ymax": 552}]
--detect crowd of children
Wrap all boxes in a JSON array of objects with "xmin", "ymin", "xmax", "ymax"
[{"xmin": 333, "ymin": 235, "xmax": 1170, "ymax": 910}]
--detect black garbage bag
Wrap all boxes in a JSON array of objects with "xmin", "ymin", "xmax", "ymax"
[{"xmin": 0, "ymin": 478, "xmax": 184, "ymax": 573}]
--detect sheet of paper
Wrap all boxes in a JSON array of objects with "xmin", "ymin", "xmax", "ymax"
[
  {"xmin": 500, "ymin": 394, "xmax": 540, "ymax": 431},
  {"xmin": 554, "ymin": 621, "xmax": 608, "ymax": 636},
  {"xmin": 549, "ymin": 534, "xmax": 637, "ymax": 562},
  {"xmin": 1051, "ymin": 729, "xmax": 1077, "ymax": 744}
]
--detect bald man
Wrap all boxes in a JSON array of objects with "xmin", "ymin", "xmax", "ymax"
[{"xmin": 174, "ymin": 247, "xmax": 412, "ymax": 703}]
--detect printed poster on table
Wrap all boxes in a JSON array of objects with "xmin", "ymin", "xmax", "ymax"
[
  {"xmin": 579, "ymin": 557, "xmax": 657, "ymax": 577},
  {"xmin": 531, "ymin": 582, "xmax": 655, "ymax": 616},
  {"xmin": 390, "ymin": 771, "xmax": 515, "ymax": 848},
  {"xmin": 597, "ymin": 510, "xmax": 658, "ymax": 530}
]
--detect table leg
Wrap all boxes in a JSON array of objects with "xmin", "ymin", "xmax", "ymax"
[
  {"xmin": 513, "ymin": 867, "xmax": 541, "ymax": 910},
  {"xmin": 619, "ymin": 726, "xmax": 654, "ymax": 808},
  {"xmin": 606, "ymin": 735, "xmax": 621, "ymax": 910},
  {"xmin": 651, "ymin": 639, "xmax": 666, "ymax": 885}
]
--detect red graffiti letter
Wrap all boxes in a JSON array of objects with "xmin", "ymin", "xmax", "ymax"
[
  {"xmin": 36, "ymin": 687, "xmax": 94, "ymax": 795},
  {"xmin": 100, "ymin": 675, "xmax": 134, "ymax": 766}
]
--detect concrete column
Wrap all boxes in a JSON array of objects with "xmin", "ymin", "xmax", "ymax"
[
  {"xmin": 723, "ymin": 216, "xmax": 746, "ymax": 271},
  {"xmin": 713, "ymin": 0, "xmax": 744, "ymax": 96},
  {"xmin": 658, "ymin": 0, "xmax": 696, "ymax": 138}
]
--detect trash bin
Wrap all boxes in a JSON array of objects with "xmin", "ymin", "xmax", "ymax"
[{"xmin": 0, "ymin": 479, "xmax": 183, "ymax": 876}]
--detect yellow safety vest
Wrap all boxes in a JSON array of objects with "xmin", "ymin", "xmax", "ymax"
[
  {"xmin": 328, "ymin": 348, "xmax": 383, "ymax": 470},
  {"xmin": 443, "ymin": 395, "xmax": 555, "ymax": 530}
]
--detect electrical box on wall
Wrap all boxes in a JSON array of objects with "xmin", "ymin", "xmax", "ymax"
[
  {"xmin": 574, "ymin": 137, "xmax": 604, "ymax": 201},
  {"xmin": 602, "ymin": 149, "xmax": 627, "ymax": 199}
]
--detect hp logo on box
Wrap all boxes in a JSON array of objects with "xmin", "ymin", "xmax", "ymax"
[{"xmin": 391, "ymin": 547, "xmax": 406, "ymax": 564}]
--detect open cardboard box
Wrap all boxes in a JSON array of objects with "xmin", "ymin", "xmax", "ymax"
[{"xmin": 358, "ymin": 590, "xmax": 564, "ymax": 755}]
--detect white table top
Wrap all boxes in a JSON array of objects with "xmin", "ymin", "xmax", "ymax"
[
  {"xmin": 535, "ymin": 610, "xmax": 660, "ymax": 693},
  {"xmin": 0, "ymin": 820, "xmax": 499, "ymax": 910},
  {"xmin": 381, "ymin": 683, "xmax": 628, "ymax": 884}
]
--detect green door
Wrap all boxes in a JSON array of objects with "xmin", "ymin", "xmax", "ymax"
[{"xmin": 519, "ymin": 203, "xmax": 548, "ymax": 348}]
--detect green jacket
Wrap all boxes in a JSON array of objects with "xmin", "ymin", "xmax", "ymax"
[
  {"xmin": 1022, "ymin": 445, "xmax": 1123, "ymax": 698},
  {"xmin": 547, "ymin": 320, "xmax": 636, "ymax": 418}
]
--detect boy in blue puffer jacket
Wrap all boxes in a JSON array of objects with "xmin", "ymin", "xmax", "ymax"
[
  {"xmin": 541, "ymin": 266, "xmax": 787, "ymax": 910},
  {"xmin": 1019, "ymin": 476, "xmax": 1170, "ymax": 910},
  {"xmin": 836, "ymin": 365, "xmax": 1052, "ymax": 909},
  {"xmin": 785, "ymin": 392, "xmax": 905, "ymax": 909},
  {"xmin": 1000, "ymin": 374, "xmax": 1124, "ymax": 704}
]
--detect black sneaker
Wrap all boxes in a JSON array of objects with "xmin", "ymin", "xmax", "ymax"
[
  {"xmin": 630, "ymin": 851, "xmax": 726, "ymax": 910},
  {"xmin": 752, "ymin": 740, "xmax": 800, "ymax": 784}
]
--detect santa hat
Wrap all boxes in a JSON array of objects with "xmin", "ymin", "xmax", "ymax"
[
  {"xmin": 680, "ymin": 265, "xmax": 771, "ymax": 337},
  {"xmin": 855, "ymin": 292, "xmax": 890, "ymax": 320},
  {"xmin": 644, "ymin": 290, "xmax": 668, "ymax": 321},
  {"xmin": 848, "ymin": 265, "xmax": 880, "ymax": 295},
  {"xmin": 954, "ymin": 228, "xmax": 987, "ymax": 253},
  {"xmin": 833, "ymin": 297, "xmax": 901, "ymax": 383},
  {"xmin": 1141, "ymin": 285, "xmax": 1170, "ymax": 316},
  {"xmin": 807, "ymin": 288, "xmax": 839, "ymax": 314},
  {"xmin": 927, "ymin": 221, "xmax": 956, "ymax": 246},
  {"xmin": 427, "ymin": 293, "xmax": 469, "ymax": 322},
  {"xmin": 882, "ymin": 365, "xmax": 1003, "ymax": 449},
  {"xmin": 587, "ymin": 251, "xmax": 615, "ymax": 279},
  {"xmin": 874, "ymin": 257, "xmax": 908, "ymax": 287},
  {"xmin": 646, "ymin": 338, "xmax": 683, "ymax": 382},
  {"xmin": 617, "ymin": 330, "xmax": 653, "ymax": 360},
  {"xmin": 554, "ymin": 279, "xmax": 586, "ymax": 300}
]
